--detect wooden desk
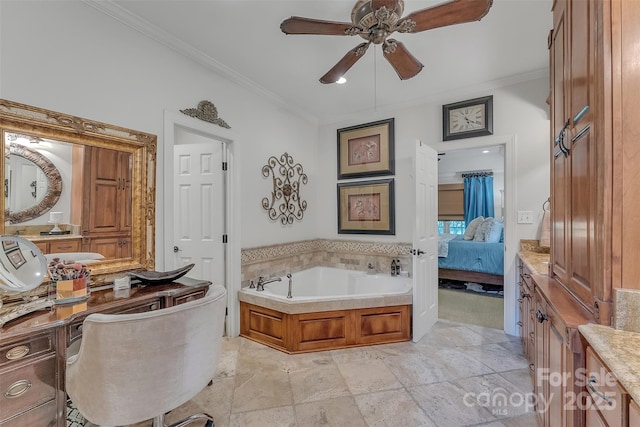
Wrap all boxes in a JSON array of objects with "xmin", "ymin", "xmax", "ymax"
[{"xmin": 0, "ymin": 279, "xmax": 211, "ymax": 426}]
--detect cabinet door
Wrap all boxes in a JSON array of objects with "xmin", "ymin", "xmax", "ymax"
[
  {"xmin": 566, "ymin": 0, "xmax": 598, "ymax": 309},
  {"xmin": 534, "ymin": 297, "xmax": 549, "ymax": 426},
  {"xmin": 548, "ymin": 320, "xmax": 566, "ymax": 426},
  {"xmin": 86, "ymin": 236, "xmax": 130, "ymax": 260},
  {"xmin": 550, "ymin": 0, "xmax": 570, "ymax": 286}
]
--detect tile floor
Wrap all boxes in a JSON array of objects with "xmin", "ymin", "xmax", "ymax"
[{"xmin": 133, "ymin": 319, "xmax": 539, "ymax": 427}]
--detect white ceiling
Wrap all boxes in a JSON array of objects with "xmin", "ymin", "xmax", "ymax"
[{"xmin": 91, "ymin": 0, "xmax": 552, "ymax": 124}]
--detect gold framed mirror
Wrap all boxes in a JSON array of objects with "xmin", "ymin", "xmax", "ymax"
[{"xmin": 0, "ymin": 99, "xmax": 156, "ymax": 285}]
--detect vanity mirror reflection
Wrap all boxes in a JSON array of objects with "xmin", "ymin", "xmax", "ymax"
[{"xmin": 0, "ymin": 99, "xmax": 156, "ymax": 288}]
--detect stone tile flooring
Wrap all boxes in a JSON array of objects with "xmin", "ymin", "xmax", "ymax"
[{"xmin": 132, "ymin": 319, "xmax": 539, "ymax": 427}]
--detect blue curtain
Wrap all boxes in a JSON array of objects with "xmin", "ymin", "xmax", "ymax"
[{"xmin": 464, "ymin": 175, "xmax": 494, "ymax": 224}]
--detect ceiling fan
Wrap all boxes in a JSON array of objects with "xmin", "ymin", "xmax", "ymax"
[{"xmin": 280, "ymin": 0, "xmax": 493, "ymax": 84}]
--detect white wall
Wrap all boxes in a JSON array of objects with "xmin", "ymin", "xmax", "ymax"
[
  {"xmin": 0, "ymin": 1, "xmax": 319, "ymax": 267},
  {"xmin": 316, "ymin": 77, "xmax": 550, "ymax": 245}
]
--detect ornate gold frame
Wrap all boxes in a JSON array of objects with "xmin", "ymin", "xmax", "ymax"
[{"xmin": 0, "ymin": 99, "xmax": 156, "ymax": 281}]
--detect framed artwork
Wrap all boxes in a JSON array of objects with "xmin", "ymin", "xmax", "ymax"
[
  {"xmin": 442, "ymin": 95, "xmax": 493, "ymax": 141},
  {"xmin": 337, "ymin": 118, "xmax": 394, "ymax": 179},
  {"xmin": 337, "ymin": 178, "xmax": 395, "ymax": 235},
  {"xmin": 7, "ymin": 248, "xmax": 26, "ymax": 270},
  {"xmin": 2, "ymin": 239, "xmax": 18, "ymax": 252}
]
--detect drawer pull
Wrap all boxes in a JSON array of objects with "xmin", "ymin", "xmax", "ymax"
[
  {"xmin": 588, "ymin": 376, "xmax": 613, "ymax": 406},
  {"xmin": 5, "ymin": 345, "xmax": 30, "ymax": 360},
  {"xmin": 4, "ymin": 380, "xmax": 32, "ymax": 398},
  {"xmin": 529, "ymin": 332, "xmax": 535, "ymax": 338},
  {"xmin": 529, "ymin": 363, "xmax": 535, "ymax": 372},
  {"xmin": 517, "ymin": 321, "xmax": 523, "ymax": 326},
  {"xmin": 149, "ymin": 303, "xmax": 159, "ymax": 311}
]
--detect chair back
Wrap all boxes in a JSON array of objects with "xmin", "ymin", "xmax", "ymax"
[{"xmin": 66, "ymin": 284, "xmax": 226, "ymax": 426}]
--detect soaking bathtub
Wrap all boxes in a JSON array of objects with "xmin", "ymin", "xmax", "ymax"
[{"xmin": 238, "ymin": 266, "xmax": 413, "ymax": 353}]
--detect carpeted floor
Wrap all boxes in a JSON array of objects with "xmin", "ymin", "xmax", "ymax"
[{"xmin": 438, "ymin": 287, "xmax": 504, "ymax": 329}]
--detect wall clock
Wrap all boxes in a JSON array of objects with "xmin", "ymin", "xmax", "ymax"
[{"xmin": 442, "ymin": 95, "xmax": 493, "ymax": 141}]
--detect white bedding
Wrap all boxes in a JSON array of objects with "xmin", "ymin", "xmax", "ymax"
[{"xmin": 438, "ymin": 233, "xmax": 458, "ymax": 257}]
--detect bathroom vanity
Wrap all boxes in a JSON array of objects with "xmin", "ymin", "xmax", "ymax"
[{"xmin": 0, "ymin": 280, "xmax": 210, "ymax": 427}]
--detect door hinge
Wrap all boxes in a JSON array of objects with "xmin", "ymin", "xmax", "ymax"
[
  {"xmin": 222, "ymin": 234, "xmax": 228, "ymax": 243},
  {"xmin": 222, "ymin": 162, "xmax": 228, "ymax": 171}
]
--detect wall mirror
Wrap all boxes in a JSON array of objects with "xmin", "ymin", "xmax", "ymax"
[
  {"xmin": 0, "ymin": 99, "xmax": 156, "ymax": 286},
  {"xmin": 5, "ymin": 141, "xmax": 63, "ymax": 223}
]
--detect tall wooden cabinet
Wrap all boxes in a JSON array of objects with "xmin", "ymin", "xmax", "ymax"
[
  {"xmin": 549, "ymin": 0, "xmax": 640, "ymax": 324},
  {"xmin": 80, "ymin": 146, "xmax": 133, "ymax": 259}
]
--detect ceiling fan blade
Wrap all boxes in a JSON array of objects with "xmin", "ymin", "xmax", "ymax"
[
  {"xmin": 383, "ymin": 40, "xmax": 424, "ymax": 80},
  {"xmin": 398, "ymin": 0, "xmax": 493, "ymax": 33},
  {"xmin": 281, "ymin": 16, "xmax": 361, "ymax": 36},
  {"xmin": 320, "ymin": 42, "xmax": 370, "ymax": 84}
]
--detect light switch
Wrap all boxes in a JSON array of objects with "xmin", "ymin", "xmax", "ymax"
[{"xmin": 517, "ymin": 211, "xmax": 534, "ymax": 224}]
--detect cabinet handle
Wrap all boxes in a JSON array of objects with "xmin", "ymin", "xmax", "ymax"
[
  {"xmin": 4, "ymin": 380, "xmax": 32, "ymax": 398},
  {"xmin": 588, "ymin": 376, "xmax": 613, "ymax": 406},
  {"xmin": 571, "ymin": 124, "xmax": 591, "ymax": 143},
  {"xmin": 517, "ymin": 321, "xmax": 523, "ymax": 326},
  {"xmin": 529, "ymin": 332, "xmax": 535, "ymax": 338},
  {"xmin": 529, "ymin": 363, "xmax": 535, "ymax": 372},
  {"xmin": 573, "ymin": 105, "xmax": 590, "ymax": 124},
  {"xmin": 536, "ymin": 310, "xmax": 548, "ymax": 323},
  {"xmin": 5, "ymin": 345, "xmax": 30, "ymax": 360}
]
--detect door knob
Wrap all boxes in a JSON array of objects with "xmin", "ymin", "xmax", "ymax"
[{"xmin": 173, "ymin": 246, "xmax": 180, "ymax": 253}]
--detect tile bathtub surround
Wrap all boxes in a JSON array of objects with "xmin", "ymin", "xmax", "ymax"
[
  {"xmin": 241, "ymin": 239, "xmax": 412, "ymax": 284},
  {"xmin": 127, "ymin": 320, "xmax": 537, "ymax": 427}
]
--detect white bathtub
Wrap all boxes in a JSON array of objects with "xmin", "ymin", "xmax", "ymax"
[
  {"xmin": 259, "ymin": 266, "xmax": 412, "ymax": 300},
  {"xmin": 238, "ymin": 266, "xmax": 412, "ymax": 316}
]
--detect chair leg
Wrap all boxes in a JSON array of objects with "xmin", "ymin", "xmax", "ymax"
[{"xmin": 167, "ymin": 412, "xmax": 215, "ymax": 427}]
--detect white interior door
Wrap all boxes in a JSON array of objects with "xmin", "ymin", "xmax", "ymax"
[
  {"xmin": 412, "ymin": 140, "xmax": 439, "ymax": 343},
  {"xmin": 173, "ymin": 141, "xmax": 225, "ymax": 287}
]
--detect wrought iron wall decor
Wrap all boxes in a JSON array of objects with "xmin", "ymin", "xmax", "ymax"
[
  {"xmin": 180, "ymin": 100, "xmax": 231, "ymax": 129},
  {"xmin": 261, "ymin": 152, "xmax": 308, "ymax": 225}
]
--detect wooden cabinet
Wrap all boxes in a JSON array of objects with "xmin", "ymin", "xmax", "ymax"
[
  {"xmin": 521, "ymin": 271, "xmax": 592, "ymax": 427},
  {"xmin": 549, "ymin": 0, "xmax": 640, "ymax": 324},
  {"xmin": 31, "ymin": 238, "xmax": 81, "ymax": 255},
  {"xmin": 0, "ymin": 332, "xmax": 58, "ymax": 426},
  {"xmin": 80, "ymin": 146, "xmax": 132, "ymax": 259},
  {"xmin": 585, "ymin": 347, "xmax": 630, "ymax": 427},
  {"xmin": 517, "ymin": 259, "xmax": 535, "ymax": 366}
]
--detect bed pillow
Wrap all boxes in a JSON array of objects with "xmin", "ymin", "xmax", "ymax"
[
  {"xmin": 473, "ymin": 217, "xmax": 495, "ymax": 241},
  {"xmin": 486, "ymin": 218, "xmax": 504, "ymax": 243},
  {"xmin": 463, "ymin": 216, "xmax": 484, "ymax": 240}
]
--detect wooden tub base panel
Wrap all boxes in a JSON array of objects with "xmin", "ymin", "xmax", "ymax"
[{"xmin": 240, "ymin": 302, "xmax": 411, "ymax": 353}]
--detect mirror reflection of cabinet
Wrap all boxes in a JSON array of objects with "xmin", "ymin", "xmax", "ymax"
[
  {"xmin": 0, "ymin": 99, "xmax": 157, "ymax": 283},
  {"xmin": 72, "ymin": 146, "xmax": 133, "ymax": 259}
]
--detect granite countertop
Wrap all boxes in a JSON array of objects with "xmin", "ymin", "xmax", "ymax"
[
  {"xmin": 518, "ymin": 239, "xmax": 550, "ymax": 275},
  {"xmin": 579, "ymin": 323, "xmax": 640, "ymax": 403}
]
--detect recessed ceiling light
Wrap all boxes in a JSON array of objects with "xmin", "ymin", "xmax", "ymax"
[
  {"xmin": 482, "ymin": 150, "xmax": 490, "ymax": 154},
  {"xmin": 336, "ymin": 77, "xmax": 347, "ymax": 84}
]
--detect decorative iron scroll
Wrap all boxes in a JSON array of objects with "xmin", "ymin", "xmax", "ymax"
[
  {"xmin": 180, "ymin": 100, "xmax": 231, "ymax": 129},
  {"xmin": 261, "ymin": 152, "xmax": 308, "ymax": 225}
]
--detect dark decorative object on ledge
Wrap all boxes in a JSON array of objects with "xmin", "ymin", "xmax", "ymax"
[
  {"xmin": 180, "ymin": 100, "xmax": 231, "ymax": 129},
  {"xmin": 262, "ymin": 152, "xmax": 308, "ymax": 225},
  {"xmin": 129, "ymin": 263, "xmax": 195, "ymax": 285}
]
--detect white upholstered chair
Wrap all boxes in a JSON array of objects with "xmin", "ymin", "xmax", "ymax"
[{"xmin": 66, "ymin": 284, "xmax": 226, "ymax": 427}]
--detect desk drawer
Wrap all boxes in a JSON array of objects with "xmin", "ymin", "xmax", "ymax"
[
  {"xmin": 174, "ymin": 290, "xmax": 206, "ymax": 306},
  {"xmin": 0, "ymin": 333, "xmax": 54, "ymax": 368},
  {"xmin": 586, "ymin": 347, "xmax": 628, "ymax": 427},
  {"xmin": 0, "ymin": 399, "xmax": 56, "ymax": 427},
  {"xmin": 0, "ymin": 355, "xmax": 56, "ymax": 421}
]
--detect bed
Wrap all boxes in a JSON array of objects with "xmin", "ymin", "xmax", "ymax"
[{"xmin": 438, "ymin": 234, "xmax": 504, "ymax": 286}]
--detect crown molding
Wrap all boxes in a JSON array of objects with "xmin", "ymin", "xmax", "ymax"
[{"xmin": 81, "ymin": 0, "xmax": 318, "ymax": 125}]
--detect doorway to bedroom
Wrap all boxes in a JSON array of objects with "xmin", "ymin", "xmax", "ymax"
[{"xmin": 436, "ymin": 144, "xmax": 505, "ymax": 329}]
